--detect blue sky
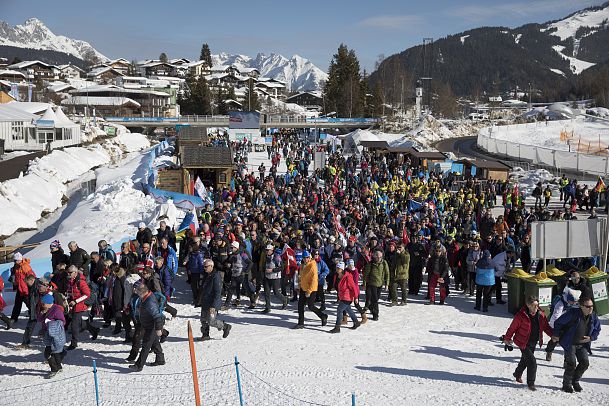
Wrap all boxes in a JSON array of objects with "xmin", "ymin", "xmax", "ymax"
[{"xmin": 1, "ymin": 0, "xmax": 604, "ymax": 70}]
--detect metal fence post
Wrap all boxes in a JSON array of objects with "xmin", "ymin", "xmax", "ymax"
[
  {"xmin": 93, "ymin": 360, "xmax": 100, "ymax": 406},
  {"xmin": 234, "ymin": 356, "xmax": 244, "ymax": 406},
  {"xmin": 352, "ymin": 392, "xmax": 356, "ymax": 406}
]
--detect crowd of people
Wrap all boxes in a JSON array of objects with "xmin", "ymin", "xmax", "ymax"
[{"xmin": 0, "ymin": 130, "xmax": 602, "ymax": 390}]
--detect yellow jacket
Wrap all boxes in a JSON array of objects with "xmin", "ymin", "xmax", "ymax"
[{"xmin": 299, "ymin": 260, "xmax": 318, "ymax": 294}]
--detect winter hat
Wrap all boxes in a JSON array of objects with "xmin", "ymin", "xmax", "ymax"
[
  {"xmin": 346, "ymin": 259, "xmax": 355, "ymax": 267},
  {"xmin": 138, "ymin": 222, "xmax": 146, "ymax": 229},
  {"xmin": 482, "ymin": 250, "xmax": 492, "ymax": 258},
  {"xmin": 336, "ymin": 261, "xmax": 345, "ymax": 270},
  {"xmin": 231, "ymin": 241, "xmax": 240, "ymax": 249},
  {"xmin": 563, "ymin": 287, "xmax": 581, "ymax": 303},
  {"xmin": 50, "ymin": 240, "xmax": 61, "ymax": 250},
  {"xmin": 41, "ymin": 294, "xmax": 54, "ymax": 305},
  {"xmin": 265, "ymin": 244, "xmax": 274, "ymax": 250},
  {"xmin": 13, "ymin": 252, "xmax": 23, "ymax": 261},
  {"xmin": 302, "ymin": 250, "xmax": 311, "ymax": 258}
]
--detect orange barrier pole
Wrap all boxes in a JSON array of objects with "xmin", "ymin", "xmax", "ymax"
[{"xmin": 188, "ymin": 321, "xmax": 202, "ymax": 406}]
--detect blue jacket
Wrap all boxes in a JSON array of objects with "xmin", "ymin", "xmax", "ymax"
[
  {"xmin": 99, "ymin": 246, "xmax": 117, "ymax": 263},
  {"xmin": 197, "ymin": 270, "xmax": 222, "ymax": 310},
  {"xmin": 44, "ymin": 319, "xmax": 66, "ymax": 353},
  {"xmin": 156, "ymin": 246, "xmax": 178, "ymax": 276},
  {"xmin": 316, "ymin": 259, "xmax": 330, "ymax": 286},
  {"xmin": 475, "ymin": 258, "xmax": 495, "ymax": 286},
  {"xmin": 158, "ymin": 265, "xmax": 173, "ymax": 298},
  {"xmin": 187, "ymin": 250, "xmax": 205, "ymax": 274},
  {"xmin": 133, "ymin": 292, "xmax": 165, "ymax": 330},
  {"xmin": 554, "ymin": 307, "xmax": 601, "ymax": 353}
]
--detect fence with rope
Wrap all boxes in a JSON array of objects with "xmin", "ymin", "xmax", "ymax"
[{"xmin": 0, "ymin": 322, "xmax": 356, "ymax": 406}]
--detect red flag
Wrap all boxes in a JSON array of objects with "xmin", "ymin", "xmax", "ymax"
[{"xmin": 281, "ymin": 244, "xmax": 297, "ymax": 276}]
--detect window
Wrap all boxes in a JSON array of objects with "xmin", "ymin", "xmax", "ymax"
[
  {"xmin": 11, "ymin": 121, "xmax": 24, "ymax": 141},
  {"xmin": 38, "ymin": 131, "xmax": 54, "ymax": 144}
]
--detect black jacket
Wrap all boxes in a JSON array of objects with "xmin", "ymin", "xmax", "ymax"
[
  {"xmin": 197, "ymin": 270, "xmax": 222, "ymax": 310},
  {"xmin": 137, "ymin": 228, "xmax": 153, "ymax": 247},
  {"xmin": 51, "ymin": 249, "xmax": 70, "ymax": 272},
  {"xmin": 112, "ymin": 274, "xmax": 126, "ymax": 315},
  {"xmin": 70, "ymin": 247, "xmax": 91, "ymax": 271},
  {"xmin": 144, "ymin": 273, "xmax": 163, "ymax": 294},
  {"xmin": 119, "ymin": 252, "xmax": 138, "ymax": 272}
]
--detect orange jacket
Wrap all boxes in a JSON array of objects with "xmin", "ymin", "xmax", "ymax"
[
  {"xmin": 299, "ymin": 260, "xmax": 318, "ymax": 294},
  {"xmin": 12, "ymin": 259, "xmax": 35, "ymax": 297}
]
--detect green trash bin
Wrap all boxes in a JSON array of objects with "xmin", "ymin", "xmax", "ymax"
[
  {"xmin": 506, "ymin": 269, "xmax": 532, "ymax": 315},
  {"xmin": 523, "ymin": 273, "xmax": 556, "ymax": 316},
  {"xmin": 582, "ymin": 267, "xmax": 609, "ymax": 316}
]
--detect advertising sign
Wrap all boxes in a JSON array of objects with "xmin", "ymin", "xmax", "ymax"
[{"xmin": 229, "ymin": 111, "xmax": 260, "ymax": 129}]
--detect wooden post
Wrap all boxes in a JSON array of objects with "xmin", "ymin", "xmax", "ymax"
[{"xmin": 188, "ymin": 321, "xmax": 202, "ymax": 406}]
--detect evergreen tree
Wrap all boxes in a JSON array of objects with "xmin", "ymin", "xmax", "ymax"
[
  {"xmin": 216, "ymin": 86, "xmax": 227, "ymax": 115},
  {"xmin": 200, "ymin": 43, "xmax": 212, "ymax": 68},
  {"xmin": 323, "ymin": 44, "xmax": 364, "ymax": 117},
  {"xmin": 244, "ymin": 78, "xmax": 260, "ymax": 111},
  {"xmin": 159, "ymin": 52, "xmax": 168, "ymax": 63},
  {"xmin": 128, "ymin": 60, "xmax": 138, "ymax": 76},
  {"xmin": 178, "ymin": 72, "xmax": 211, "ymax": 115}
]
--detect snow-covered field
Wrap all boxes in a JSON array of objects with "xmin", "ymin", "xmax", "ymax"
[
  {"xmin": 1, "ymin": 274, "xmax": 608, "ymax": 406},
  {"xmin": 484, "ymin": 117, "xmax": 609, "ymax": 153}
]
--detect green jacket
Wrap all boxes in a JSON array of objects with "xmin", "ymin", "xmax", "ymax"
[
  {"xmin": 363, "ymin": 259, "xmax": 390, "ymax": 288},
  {"xmin": 393, "ymin": 251, "xmax": 410, "ymax": 281}
]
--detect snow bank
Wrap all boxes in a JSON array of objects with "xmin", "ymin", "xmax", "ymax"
[
  {"xmin": 510, "ymin": 167, "xmax": 558, "ymax": 196},
  {"xmin": 0, "ymin": 134, "xmax": 150, "ymax": 237}
]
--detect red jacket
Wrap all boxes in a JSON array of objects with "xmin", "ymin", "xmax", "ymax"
[
  {"xmin": 67, "ymin": 273, "xmax": 91, "ymax": 313},
  {"xmin": 11, "ymin": 259, "xmax": 35, "ymax": 297},
  {"xmin": 337, "ymin": 273, "xmax": 358, "ymax": 302},
  {"xmin": 0, "ymin": 277, "xmax": 6, "ymax": 312},
  {"xmin": 504, "ymin": 307, "xmax": 553, "ymax": 349}
]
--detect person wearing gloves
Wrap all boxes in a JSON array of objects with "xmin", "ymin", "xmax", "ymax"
[
  {"xmin": 474, "ymin": 250, "xmax": 495, "ymax": 312},
  {"xmin": 545, "ymin": 287, "xmax": 581, "ymax": 361},
  {"xmin": 39, "ymin": 294, "xmax": 67, "ymax": 379},
  {"xmin": 329, "ymin": 262, "xmax": 361, "ymax": 333},
  {"xmin": 503, "ymin": 295, "xmax": 554, "ymax": 391},
  {"xmin": 293, "ymin": 251, "xmax": 327, "ymax": 329}
]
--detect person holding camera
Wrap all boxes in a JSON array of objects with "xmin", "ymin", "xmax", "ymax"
[
  {"xmin": 503, "ymin": 295, "xmax": 554, "ymax": 391},
  {"xmin": 552, "ymin": 296, "xmax": 601, "ymax": 393}
]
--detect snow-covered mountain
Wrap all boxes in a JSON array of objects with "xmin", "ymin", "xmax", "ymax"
[
  {"xmin": 0, "ymin": 18, "xmax": 107, "ymax": 63},
  {"xmin": 212, "ymin": 52, "xmax": 327, "ymax": 91}
]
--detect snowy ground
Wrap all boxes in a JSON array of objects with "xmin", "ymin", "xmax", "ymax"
[
  {"xmin": 1, "ymin": 274, "xmax": 608, "ymax": 406},
  {"xmin": 1, "ymin": 146, "xmax": 608, "ymax": 405},
  {"xmin": 485, "ymin": 117, "xmax": 609, "ymax": 154}
]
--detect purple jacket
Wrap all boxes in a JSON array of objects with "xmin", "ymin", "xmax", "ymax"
[{"xmin": 37, "ymin": 304, "xmax": 66, "ymax": 332}]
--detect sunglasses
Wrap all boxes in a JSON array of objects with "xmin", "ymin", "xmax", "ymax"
[{"xmin": 582, "ymin": 304, "xmax": 594, "ymax": 309}]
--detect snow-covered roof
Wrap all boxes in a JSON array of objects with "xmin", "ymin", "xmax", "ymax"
[
  {"xmin": 48, "ymin": 82, "xmax": 75, "ymax": 93},
  {"xmin": 53, "ymin": 106, "xmax": 76, "ymax": 126},
  {"xmin": 70, "ymin": 85, "xmax": 170, "ymax": 97},
  {"xmin": 62, "ymin": 96, "xmax": 142, "ymax": 107},
  {"xmin": 39, "ymin": 106, "xmax": 58, "ymax": 123},
  {"xmin": 0, "ymin": 103, "xmax": 39, "ymax": 121},
  {"xmin": 7, "ymin": 101, "xmax": 51, "ymax": 115},
  {"xmin": 57, "ymin": 64, "xmax": 84, "ymax": 72},
  {"xmin": 256, "ymin": 81, "xmax": 285, "ymax": 89},
  {"xmin": 8, "ymin": 60, "xmax": 57, "ymax": 70},
  {"xmin": 0, "ymin": 69, "xmax": 27, "ymax": 78},
  {"xmin": 87, "ymin": 66, "xmax": 124, "ymax": 77},
  {"xmin": 224, "ymin": 99, "xmax": 242, "ymax": 106}
]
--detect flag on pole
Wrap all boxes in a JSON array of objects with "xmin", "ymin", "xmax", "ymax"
[
  {"xmin": 194, "ymin": 176, "xmax": 213, "ymax": 205},
  {"xmin": 176, "ymin": 211, "xmax": 197, "ymax": 237}
]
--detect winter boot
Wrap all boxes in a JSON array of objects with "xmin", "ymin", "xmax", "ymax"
[
  {"xmin": 329, "ymin": 326, "xmax": 340, "ymax": 334},
  {"xmin": 160, "ymin": 329, "xmax": 169, "ymax": 343},
  {"xmin": 388, "ymin": 301, "xmax": 398, "ymax": 307},
  {"xmin": 545, "ymin": 352, "xmax": 552, "ymax": 362},
  {"xmin": 360, "ymin": 312, "xmax": 368, "ymax": 324},
  {"xmin": 341, "ymin": 314, "xmax": 348, "ymax": 325},
  {"xmin": 222, "ymin": 324, "xmax": 232, "ymax": 338},
  {"xmin": 321, "ymin": 314, "xmax": 328, "ymax": 327},
  {"xmin": 0, "ymin": 313, "xmax": 12, "ymax": 330},
  {"xmin": 126, "ymin": 348, "xmax": 139, "ymax": 362},
  {"xmin": 281, "ymin": 297, "xmax": 289, "ymax": 310},
  {"xmin": 562, "ymin": 385, "xmax": 574, "ymax": 393},
  {"xmin": 572, "ymin": 382, "xmax": 583, "ymax": 392},
  {"xmin": 149, "ymin": 353, "xmax": 165, "ymax": 366},
  {"xmin": 351, "ymin": 321, "xmax": 361, "ymax": 330}
]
